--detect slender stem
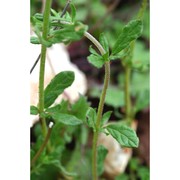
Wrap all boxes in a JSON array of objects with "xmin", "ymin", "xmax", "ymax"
[
  {"xmin": 124, "ymin": 65, "xmax": 132, "ymax": 123},
  {"xmin": 84, "ymin": 32, "xmax": 105, "ymax": 55},
  {"xmin": 31, "ymin": 122, "xmax": 54, "ymax": 166},
  {"xmin": 85, "ymin": 31, "xmax": 110, "ymax": 180},
  {"xmin": 92, "ymin": 131, "xmax": 98, "ymax": 180},
  {"xmin": 137, "ymin": 0, "xmax": 147, "ymax": 19},
  {"xmin": 39, "ymin": 0, "xmax": 52, "ymax": 137}
]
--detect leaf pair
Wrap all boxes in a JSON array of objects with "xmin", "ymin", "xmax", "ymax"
[
  {"xmin": 48, "ymin": 22, "xmax": 88, "ymax": 45},
  {"xmin": 87, "ymin": 33, "xmax": 109, "ymax": 68},
  {"xmin": 31, "ymin": 5, "xmax": 88, "ymax": 47},
  {"xmin": 86, "ymin": 108, "xmax": 112, "ymax": 131},
  {"xmin": 85, "ymin": 107, "xmax": 139, "ymax": 148},
  {"xmin": 88, "ymin": 20, "xmax": 143, "ymax": 68}
]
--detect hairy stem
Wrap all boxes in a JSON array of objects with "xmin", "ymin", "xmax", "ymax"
[
  {"xmin": 85, "ymin": 32, "xmax": 110, "ymax": 180},
  {"xmin": 124, "ymin": 65, "xmax": 132, "ymax": 123},
  {"xmin": 39, "ymin": 0, "xmax": 52, "ymax": 137}
]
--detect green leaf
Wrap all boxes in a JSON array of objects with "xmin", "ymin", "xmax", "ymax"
[
  {"xmin": 58, "ymin": 100, "xmax": 69, "ymax": 114},
  {"xmin": 86, "ymin": 107, "xmax": 96, "ymax": 130},
  {"xmin": 30, "ymin": 36, "xmax": 40, "ymax": 44},
  {"xmin": 34, "ymin": 13, "xmax": 43, "ymax": 21},
  {"xmin": 109, "ymin": 54, "xmax": 122, "ymax": 61},
  {"xmin": 44, "ymin": 71, "xmax": 74, "ymax": 108},
  {"xmin": 101, "ymin": 111, "xmax": 112, "ymax": 126},
  {"xmin": 45, "ymin": 104, "xmax": 61, "ymax": 113},
  {"xmin": 64, "ymin": 12, "xmax": 72, "ymax": 22},
  {"xmin": 88, "ymin": 45, "xmax": 105, "ymax": 68},
  {"xmin": 99, "ymin": 33, "xmax": 109, "ymax": 54},
  {"xmin": 70, "ymin": 4, "xmax": 76, "ymax": 22},
  {"xmin": 87, "ymin": 54, "xmax": 104, "ymax": 68},
  {"xmin": 30, "ymin": 16, "xmax": 43, "ymax": 30},
  {"xmin": 51, "ymin": 112, "xmax": 82, "ymax": 126},
  {"xmin": 41, "ymin": 38, "xmax": 53, "ymax": 47},
  {"xmin": 71, "ymin": 95, "xmax": 89, "ymax": 121},
  {"xmin": 112, "ymin": 20, "xmax": 143, "ymax": 55},
  {"xmin": 97, "ymin": 145, "xmax": 108, "ymax": 175},
  {"xmin": 50, "ymin": 8, "xmax": 59, "ymax": 17},
  {"xmin": 30, "ymin": 105, "xmax": 39, "ymax": 115},
  {"xmin": 48, "ymin": 22, "xmax": 87, "ymax": 44},
  {"xmin": 89, "ymin": 46, "xmax": 100, "ymax": 56},
  {"xmin": 109, "ymin": 49, "xmax": 130, "ymax": 61},
  {"xmin": 106, "ymin": 124, "xmax": 139, "ymax": 148},
  {"xmin": 31, "ymin": 24, "xmax": 52, "ymax": 47}
]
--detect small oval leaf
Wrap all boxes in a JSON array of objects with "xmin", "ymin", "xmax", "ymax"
[
  {"xmin": 87, "ymin": 54, "xmax": 104, "ymax": 68},
  {"xmin": 106, "ymin": 124, "xmax": 139, "ymax": 148}
]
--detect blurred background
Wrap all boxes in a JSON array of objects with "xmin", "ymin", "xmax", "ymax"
[{"xmin": 30, "ymin": 0, "xmax": 149, "ymax": 179}]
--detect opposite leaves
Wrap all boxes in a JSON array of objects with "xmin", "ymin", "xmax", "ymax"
[
  {"xmin": 44, "ymin": 71, "xmax": 74, "ymax": 108},
  {"xmin": 106, "ymin": 124, "xmax": 139, "ymax": 148},
  {"xmin": 111, "ymin": 20, "xmax": 143, "ymax": 56},
  {"xmin": 87, "ymin": 33, "xmax": 109, "ymax": 68}
]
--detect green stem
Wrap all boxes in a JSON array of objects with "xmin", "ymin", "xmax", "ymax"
[
  {"xmin": 124, "ymin": 65, "xmax": 132, "ymax": 123},
  {"xmin": 137, "ymin": 0, "xmax": 147, "ymax": 19},
  {"xmin": 84, "ymin": 32, "xmax": 110, "ymax": 180},
  {"xmin": 39, "ymin": 0, "xmax": 52, "ymax": 137}
]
